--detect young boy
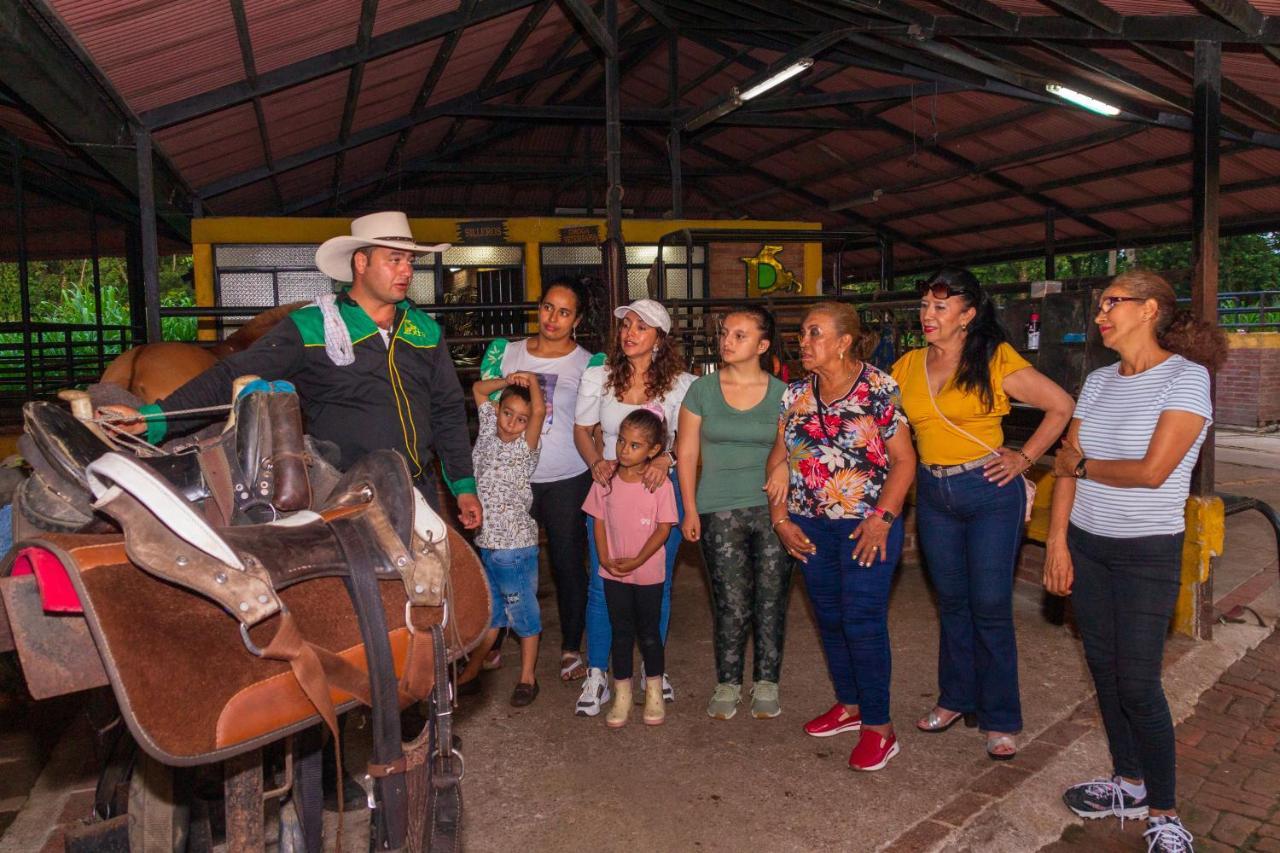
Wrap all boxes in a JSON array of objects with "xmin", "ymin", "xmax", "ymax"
[{"xmin": 459, "ymin": 372, "xmax": 546, "ymax": 706}]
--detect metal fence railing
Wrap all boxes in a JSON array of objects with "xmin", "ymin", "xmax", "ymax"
[{"xmin": 0, "ymin": 323, "xmax": 134, "ymax": 416}]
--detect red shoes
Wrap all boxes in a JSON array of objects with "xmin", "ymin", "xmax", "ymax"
[
  {"xmin": 803, "ymin": 703, "xmax": 862, "ymax": 737},
  {"xmin": 849, "ymin": 730, "xmax": 900, "ymax": 772}
]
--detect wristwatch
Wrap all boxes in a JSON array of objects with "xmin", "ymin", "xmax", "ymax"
[
  {"xmin": 1073, "ymin": 457, "xmax": 1089, "ymax": 480},
  {"xmin": 871, "ymin": 507, "xmax": 896, "ymax": 524}
]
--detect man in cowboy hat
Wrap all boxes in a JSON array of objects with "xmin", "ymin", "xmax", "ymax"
[{"xmin": 105, "ymin": 211, "xmax": 482, "ymax": 528}]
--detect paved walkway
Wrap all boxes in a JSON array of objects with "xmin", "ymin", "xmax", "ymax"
[{"xmin": 1041, "ymin": 630, "xmax": 1280, "ymax": 853}]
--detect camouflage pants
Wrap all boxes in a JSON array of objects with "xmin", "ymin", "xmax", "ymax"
[{"xmin": 699, "ymin": 505, "xmax": 793, "ymax": 684}]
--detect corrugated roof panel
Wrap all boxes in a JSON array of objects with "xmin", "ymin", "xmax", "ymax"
[
  {"xmin": 352, "ymin": 42, "xmax": 444, "ymax": 134},
  {"xmin": 260, "ymin": 71, "xmax": 348, "ymax": 160},
  {"xmin": 209, "ymin": 181, "xmax": 278, "ymax": 215},
  {"xmin": 372, "ymin": 0, "xmax": 459, "ymax": 37},
  {"xmin": 398, "ymin": 119, "xmax": 454, "ymax": 162},
  {"xmin": 493, "ymin": 4, "xmax": 575, "ymax": 84},
  {"xmin": 274, "ymin": 159, "xmax": 335, "ymax": 203},
  {"xmin": 245, "ymin": 0, "xmax": 362, "ymax": 76},
  {"xmin": 426, "ymin": 10, "xmax": 529, "ymax": 106},
  {"xmin": 48, "ymin": 0, "xmax": 243, "ymax": 113},
  {"xmin": 155, "ymin": 104, "xmax": 262, "ymax": 188}
]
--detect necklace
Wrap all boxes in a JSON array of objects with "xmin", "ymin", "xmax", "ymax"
[{"xmin": 812, "ymin": 362, "xmax": 863, "ymax": 438}]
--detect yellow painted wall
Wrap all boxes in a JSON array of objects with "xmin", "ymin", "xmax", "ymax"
[{"xmin": 190, "ymin": 216, "xmax": 825, "ymax": 305}]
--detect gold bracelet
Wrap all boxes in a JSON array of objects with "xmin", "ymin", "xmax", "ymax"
[{"xmin": 771, "ymin": 517, "xmax": 790, "ymax": 529}]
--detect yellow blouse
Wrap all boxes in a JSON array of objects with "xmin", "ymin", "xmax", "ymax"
[{"xmin": 891, "ymin": 342, "xmax": 1032, "ymax": 466}]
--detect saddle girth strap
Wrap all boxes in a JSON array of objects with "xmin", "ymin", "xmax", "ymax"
[
  {"xmin": 330, "ymin": 515, "xmax": 409, "ymax": 851},
  {"xmin": 428, "ymin": 624, "xmax": 462, "ymax": 852}
]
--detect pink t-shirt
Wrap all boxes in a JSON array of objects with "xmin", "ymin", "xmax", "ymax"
[{"xmin": 582, "ymin": 477, "xmax": 678, "ymax": 586}]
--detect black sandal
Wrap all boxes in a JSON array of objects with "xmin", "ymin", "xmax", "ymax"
[{"xmin": 511, "ymin": 680, "xmax": 540, "ymax": 707}]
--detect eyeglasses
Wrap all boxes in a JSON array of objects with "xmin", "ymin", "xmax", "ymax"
[
  {"xmin": 916, "ymin": 282, "xmax": 964, "ymax": 300},
  {"xmin": 1096, "ymin": 296, "xmax": 1146, "ymax": 314}
]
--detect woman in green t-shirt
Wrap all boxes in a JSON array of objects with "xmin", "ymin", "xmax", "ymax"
[{"xmin": 677, "ymin": 306, "xmax": 789, "ymax": 721}]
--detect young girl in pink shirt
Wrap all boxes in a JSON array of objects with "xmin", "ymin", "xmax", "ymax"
[{"xmin": 582, "ymin": 408, "xmax": 678, "ymax": 728}]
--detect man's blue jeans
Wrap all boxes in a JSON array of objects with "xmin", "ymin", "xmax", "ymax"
[
  {"xmin": 915, "ymin": 465, "xmax": 1026, "ymax": 733},
  {"xmin": 584, "ymin": 471, "xmax": 684, "ymax": 671},
  {"xmin": 791, "ymin": 514, "xmax": 903, "ymax": 726}
]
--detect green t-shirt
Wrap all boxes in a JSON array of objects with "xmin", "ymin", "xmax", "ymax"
[{"xmin": 682, "ymin": 372, "xmax": 787, "ymax": 514}]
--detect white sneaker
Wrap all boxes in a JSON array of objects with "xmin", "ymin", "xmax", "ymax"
[
  {"xmin": 574, "ymin": 668, "xmax": 611, "ymax": 717},
  {"xmin": 637, "ymin": 672, "xmax": 675, "ymax": 704},
  {"xmin": 1144, "ymin": 817, "xmax": 1194, "ymax": 853}
]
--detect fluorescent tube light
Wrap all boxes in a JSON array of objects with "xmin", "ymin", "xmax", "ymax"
[
  {"xmin": 1045, "ymin": 83, "xmax": 1120, "ymax": 117},
  {"xmin": 739, "ymin": 58, "xmax": 815, "ymax": 101},
  {"xmin": 684, "ymin": 88, "xmax": 744, "ymax": 132}
]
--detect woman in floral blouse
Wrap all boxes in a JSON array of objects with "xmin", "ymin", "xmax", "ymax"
[{"xmin": 765, "ymin": 302, "xmax": 916, "ymax": 772}]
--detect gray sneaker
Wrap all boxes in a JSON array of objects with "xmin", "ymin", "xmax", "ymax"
[
  {"xmin": 706, "ymin": 683, "xmax": 742, "ymax": 720},
  {"xmin": 750, "ymin": 681, "xmax": 781, "ymax": 719}
]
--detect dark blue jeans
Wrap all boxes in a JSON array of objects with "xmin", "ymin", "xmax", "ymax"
[
  {"xmin": 915, "ymin": 465, "xmax": 1026, "ymax": 733},
  {"xmin": 1069, "ymin": 523, "xmax": 1183, "ymax": 811},
  {"xmin": 791, "ymin": 514, "xmax": 904, "ymax": 726}
]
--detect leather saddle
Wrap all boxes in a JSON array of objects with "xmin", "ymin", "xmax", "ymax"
[
  {"xmin": 14, "ymin": 383, "xmax": 340, "ymax": 536},
  {"xmin": 11, "ymin": 447, "xmax": 489, "ymax": 763}
]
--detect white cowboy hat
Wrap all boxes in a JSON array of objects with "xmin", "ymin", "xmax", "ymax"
[{"xmin": 314, "ymin": 212, "xmax": 451, "ymax": 281}]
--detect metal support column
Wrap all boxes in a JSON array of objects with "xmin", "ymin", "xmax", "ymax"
[
  {"xmin": 668, "ymin": 34, "xmax": 683, "ymax": 220},
  {"xmin": 90, "ymin": 206, "xmax": 105, "ymax": 374},
  {"xmin": 1045, "ymin": 211, "xmax": 1057, "ymax": 279},
  {"xmin": 135, "ymin": 127, "xmax": 163, "ymax": 343},
  {"xmin": 11, "ymin": 138, "xmax": 35, "ymax": 400},
  {"xmin": 879, "ymin": 237, "xmax": 894, "ymax": 293},
  {"xmin": 602, "ymin": 0, "xmax": 626, "ymax": 312},
  {"xmin": 1189, "ymin": 39, "xmax": 1222, "ymax": 639}
]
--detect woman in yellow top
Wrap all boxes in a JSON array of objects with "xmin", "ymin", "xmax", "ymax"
[{"xmin": 892, "ymin": 268, "xmax": 1073, "ymax": 761}]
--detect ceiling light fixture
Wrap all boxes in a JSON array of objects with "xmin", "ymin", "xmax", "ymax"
[
  {"xmin": 739, "ymin": 58, "xmax": 815, "ymax": 101},
  {"xmin": 1045, "ymin": 83, "xmax": 1120, "ymax": 117},
  {"xmin": 683, "ymin": 58, "xmax": 816, "ymax": 132}
]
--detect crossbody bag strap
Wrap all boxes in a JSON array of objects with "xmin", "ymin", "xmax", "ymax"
[{"xmin": 922, "ymin": 352, "xmax": 1001, "ymax": 458}]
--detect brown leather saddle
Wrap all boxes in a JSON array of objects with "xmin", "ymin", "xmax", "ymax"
[
  {"xmin": 11, "ymin": 447, "xmax": 489, "ymax": 850},
  {"xmin": 14, "ymin": 383, "xmax": 339, "ymax": 536}
]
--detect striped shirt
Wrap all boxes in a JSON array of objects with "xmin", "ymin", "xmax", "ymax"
[{"xmin": 1070, "ymin": 354, "xmax": 1212, "ymax": 538}]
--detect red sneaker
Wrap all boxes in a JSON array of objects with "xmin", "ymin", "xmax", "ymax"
[
  {"xmin": 849, "ymin": 730, "xmax": 900, "ymax": 772},
  {"xmin": 803, "ymin": 703, "xmax": 862, "ymax": 737}
]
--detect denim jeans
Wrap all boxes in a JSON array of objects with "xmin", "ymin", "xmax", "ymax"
[
  {"xmin": 1069, "ymin": 523, "xmax": 1183, "ymax": 811},
  {"xmin": 791, "ymin": 514, "xmax": 903, "ymax": 726},
  {"xmin": 915, "ymin": 464, "xmax": 1026, "ymax": 733},
  {"xmin": 584, "ymin": 471, "xmax": 684, "ymax": 671},
  {"xmin": 530, "ymin": 470, "xmax": 593, "ymax": 652},
  {"xmin": 479, "ymin": 546, "xmax": 542, "ymax": 637}
]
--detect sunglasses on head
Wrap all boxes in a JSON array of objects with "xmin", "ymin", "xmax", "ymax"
[{"xmin": 916, "ymin": 281, "xmax": 965, "ymax": 300}]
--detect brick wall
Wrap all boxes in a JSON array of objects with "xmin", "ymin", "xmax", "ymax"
[
  {"xmin": 707, "ymin": 242, "xmax": 807, "ymax": 298},
  {"xmin": 1216, "ymin": 332, "xmax": 1280, "ymax": 429}
]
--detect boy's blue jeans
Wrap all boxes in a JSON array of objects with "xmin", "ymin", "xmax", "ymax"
[
  {"xmin": 791, "ymin": 514, "xmax": 903, "ymax": 726},
  {"xmin": 915, "ymin": 464, "xmax": 1027, "ymax": 733},
  {"xmin": 479, "ymin": 545, "xmax": 542, "ymax": 637},
  {"xmin": 584, "ymin": 471, "xmax": 684, "ymax": 671}
]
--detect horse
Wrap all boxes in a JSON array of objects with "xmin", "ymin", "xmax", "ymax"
[{"xmin": 100, "ymin": 301, "xmax": 307, "ymax": 403}]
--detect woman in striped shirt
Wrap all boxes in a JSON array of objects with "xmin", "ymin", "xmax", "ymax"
[{"xmin": 1046, "ymin": 270, "xmax": 1227, "ymax": 853}]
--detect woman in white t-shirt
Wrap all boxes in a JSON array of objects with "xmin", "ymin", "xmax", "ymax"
[
  {"xmin": 479, "ymin": 279, "xmax": 594, "ymax": 683},
  {"xmin": 571, "ymin": 298, "xmax": 695, "ymax": 716},
  {"xmin": 1044, "ymin": 271, "xmax": 1227, "ymax": 853}
]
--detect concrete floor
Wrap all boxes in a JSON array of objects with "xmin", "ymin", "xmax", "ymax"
[
  {"xmin": 1, "ymin": 430, "xmax": 1277, "ymax": 852},
  {"xmin": 455, "ymin": 549, "xmax": 1101, "ymax": 852}
]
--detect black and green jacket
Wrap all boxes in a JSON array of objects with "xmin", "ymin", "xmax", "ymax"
[{"xmin": 141, "ymin": 293, "xmax": 476, "ymax": 495}]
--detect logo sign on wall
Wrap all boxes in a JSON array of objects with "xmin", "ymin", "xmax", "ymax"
[
  {"xmin": 742, "ymin": 245, "xmax": 801, "ymax": 296},
  {"xmin": 456, "ymin": 219, "xmax": 508, "ymax": 243},
  {"xmin": 558, "ymin": 225, "xmax": 601, "ymax": 245}
]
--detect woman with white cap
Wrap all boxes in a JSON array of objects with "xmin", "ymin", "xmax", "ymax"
[{"xmin": 571, "ymin": 298, "xmax": 695, "ymax": 716}]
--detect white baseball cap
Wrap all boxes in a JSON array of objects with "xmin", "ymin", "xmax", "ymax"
[{"xmin": 613, "ymin": 298, "xmax": 671, "ymax": 333}]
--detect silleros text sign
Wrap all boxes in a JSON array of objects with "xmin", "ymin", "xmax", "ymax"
[{"xmin": 456, "ymin": 219, "xmax": 508, "ymax": 243}]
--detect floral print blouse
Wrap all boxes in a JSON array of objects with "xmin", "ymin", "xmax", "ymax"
[{"xmin": 780, "ymin": 364, "xmax": 906, "ymax": 520}]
